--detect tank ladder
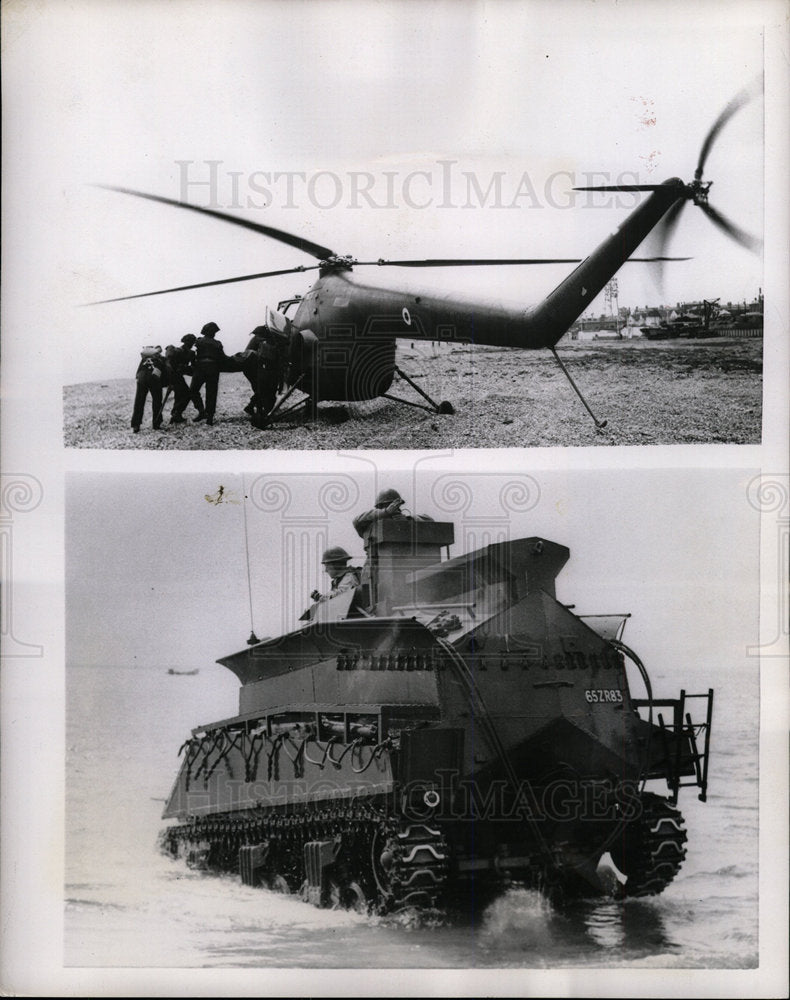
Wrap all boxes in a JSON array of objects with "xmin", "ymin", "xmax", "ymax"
[{"xmin": 634, "ymin": 688, "xmax": 714, "ymax": 803}]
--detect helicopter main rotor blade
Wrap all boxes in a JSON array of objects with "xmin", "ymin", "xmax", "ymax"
[
  {"xmin": 94, "ymin": 184, "xmax": 337, "ymax": 260},
  {"xmin": 85, "ymin": 265, "xmax": 321, "ymax": 306},
  {"xmin": 356, "ymin": 257, "xmax": 583, "ymax": 267},
  {"xmin": 700, "ymin": 203, "xmax": 762, "ymax": 252},
  {"xmin": 354, "ymin": 256, "xmax": 689, "ymax": 268},
  {"xmin": 572, "ymin": 184, "xmax": 677, "ymax": 193}
]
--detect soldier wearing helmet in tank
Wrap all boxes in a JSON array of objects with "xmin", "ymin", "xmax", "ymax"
[
  {"xmin": 353, "ymin": 489, "xmax": 433, "ymax": 604},
  {"xmin": 310, "ymin": 546, "xmax": 362, "ymax": 603},
  {"xmin": 353, "ymin": 488, "xmax": 433, "ymax": 543}
]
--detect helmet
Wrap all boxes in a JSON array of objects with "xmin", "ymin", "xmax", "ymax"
[
  {"xmin": 181, "ymin": 334, "xmax": 196, "ymax": 346},
  {"xmin": 321, "ymin": 546, "xmax": 351, "ymax": 564},
  {"xmin": 201, "ymin": 321, "xmax": 220, "ymax": 337},
  {"xmin": 376, "ymin": 488, "xmax": 403, "ymax": 508}
]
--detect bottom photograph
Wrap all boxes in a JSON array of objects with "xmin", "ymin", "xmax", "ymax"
[{"xmin": 65, "ymin": 465, "xmax": 759, "ymax": 972}]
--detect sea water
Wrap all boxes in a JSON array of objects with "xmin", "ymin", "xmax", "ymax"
[{"xmin": 65, "ymin": 661, "xmax": 758, "ymax": 970}]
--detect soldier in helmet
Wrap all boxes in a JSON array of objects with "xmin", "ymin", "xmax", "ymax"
[
  {"xmin": 242, "ymin": 325, "xmax": 285, "ymax": 425},
  {"xmin": 353, "ymin": 488, "xmax": 427, "ymax": 540},
  {"xmin": 352, "ymin": 489, "xmax": 433, "ymax": 608},
  {"xmin": 189, "ymin": 321, "xmax": 226, "ymax": 426},
  {"xmin": 310, "ymin": 546, "xmax": 361, "ymax": 603},
  {"xmin": 242, "ymin": 326, "xmax": 267, "ymax": 416},
  {"xmin": 167, "ymin": 333, "xmax": 205, "ymax": 424},
  {"xmin": 131, "ymin": 345, "xmax": 167, "ymax": 433}
]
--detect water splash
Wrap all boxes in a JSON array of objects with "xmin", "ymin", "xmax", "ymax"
[{"xmin": 479, "ymin": 887, "xmax": 558, "ymax": 951}]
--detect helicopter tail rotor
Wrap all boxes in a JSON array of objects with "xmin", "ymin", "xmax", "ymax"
[
  {"xmin": 694, "ymin": 82, "xmax": 758, "ymax": 181},
  {"xmin": 573, "ymin": 81, "xmax": 762, "ymax": 295}
]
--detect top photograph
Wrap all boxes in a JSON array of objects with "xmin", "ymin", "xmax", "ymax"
[{"xmin": 54, "ymin": 4, "xmax": 766, "ymax": 450}]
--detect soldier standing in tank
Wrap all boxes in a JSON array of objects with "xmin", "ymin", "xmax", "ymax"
[
  {"xmin": 353, "ymin": 488, "xmax": 432, "ymax": 545},
  {"xmin": 167, "ymin": 334, "xmax": 206, "ymax": 424},
  {"xmin": 130, "ymin": 345, "xmax": 167, "ymax": 433},
  {"xmin": 189, "ymin": 321, "xmax": 226, "ymax": 426},
  {"xmin": 353, "ymin": 489, "xmax": 433, "ymax": 608},
  {"xmin": 310, "ymin": 546, "xmax": 362, "ymax": 603}
]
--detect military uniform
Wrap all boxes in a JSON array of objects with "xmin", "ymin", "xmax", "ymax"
[
  {"xmin": 328, "ymin": 565, "xmax": 362, "ymax": 597},
  {"xmin": 353, "ymin": 491, "xmax": 433, "ymax": 606},
  {"xmin": 131, "ymin": 351, "xmax": 167, "ymax": 432},
  {"xmin": 353, "ymin": 506, "xmax": 415, "ymax": 541},
  {"xmin": 311, "ymin": 547, "xmax": 362, "ymax": 604},
  {"xmin": 168, "ymin": 339, "xmax": 205, "ymax": 422},
  {"xmin": 190, "ymin": 322, "xmax": 226, "ymax": 424},
  {"xmin": 242, "ymin": 326, "xmax": 284, "ymax": 422}
]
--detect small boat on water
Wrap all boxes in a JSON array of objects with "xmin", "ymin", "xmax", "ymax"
[{"xmin": 167, "ymin": 668, "xmax": 199, "ymax": 676}]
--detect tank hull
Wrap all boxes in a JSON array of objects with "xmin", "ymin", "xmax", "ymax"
[{"xmin": 161, "ymin": 527, "xmax": 712, "ymax": 912}]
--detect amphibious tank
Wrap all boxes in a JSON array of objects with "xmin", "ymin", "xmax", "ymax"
[{"xmin": 160, "ymin": 517, "xmax": 713, "ymax": 911}]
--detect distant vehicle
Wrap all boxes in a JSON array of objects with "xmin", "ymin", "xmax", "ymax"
[
  {"xmin": 735, "ymin": 311, "xmax": 764, "ymax": 329},
  {"xmin": 167, "ymin": 668, "xmax": 199, "ymax": 676}
]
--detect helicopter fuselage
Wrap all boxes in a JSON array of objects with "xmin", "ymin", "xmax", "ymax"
[{"xmin": 286, "ymin": 180, "xmax": 687, "ymax": 402}]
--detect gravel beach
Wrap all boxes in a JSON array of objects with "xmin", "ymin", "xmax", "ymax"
[{"xmin": 63, "ymin": 337, "xmax": 762, "ymax": 450}]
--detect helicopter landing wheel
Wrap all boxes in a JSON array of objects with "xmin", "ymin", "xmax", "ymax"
[{"xmin": 438, "ymin": 401, "xmax": 455, "ymax": 415}]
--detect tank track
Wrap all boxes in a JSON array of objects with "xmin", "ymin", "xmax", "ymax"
[
  {"xmin": 376, "ymin": 820, "xmax": 448, "ymax": 911},
  {"xmin": 161, "ymin": 802, "xmax": 449, "ymax": 914},
  {"xmin": 610, "ymin": 792, "xmax": 688, "ymax": 897}
]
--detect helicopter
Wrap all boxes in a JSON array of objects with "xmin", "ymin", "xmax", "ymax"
[{"xmin": 90, "ymin": 86, "xmax": 760, "ymax": 430}]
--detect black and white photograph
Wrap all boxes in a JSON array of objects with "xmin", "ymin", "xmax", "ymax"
[
  {"xmin": 63, "ymin": 466, "xmax": 757, "ymax": 973},
  {"xmin": 1, "ymin": 0, "xmax": 788, "ymax": 997},
  {"xmin": 40, "ymin": 2, "xmax": 767, "ymax": 451}
]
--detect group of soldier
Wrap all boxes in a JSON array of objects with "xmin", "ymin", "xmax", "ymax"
[
  {"xmin": 309, "ymin": 488, "xmax": 431, "ymax": 608},
  {"xmin": 131, "ymin": 321, "xmax": 286, "ymax": 433}
]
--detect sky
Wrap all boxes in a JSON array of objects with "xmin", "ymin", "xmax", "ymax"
[{"xmin": 1, "ymin": 0, "xmax": 770, "ymax": 385}]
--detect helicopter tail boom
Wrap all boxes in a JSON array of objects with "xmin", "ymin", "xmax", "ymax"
[
  {"xmin": 300, "ymin": 180, "xmax": 688, "ymax": 357},
  {"xmin": 528, "ymin": 179, "xmax": 687, "ymax": 346}
]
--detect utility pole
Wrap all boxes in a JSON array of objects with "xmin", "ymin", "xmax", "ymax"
[{"xmin": 604, "ymin": 278, "xmax": 620, "ymax": 336}]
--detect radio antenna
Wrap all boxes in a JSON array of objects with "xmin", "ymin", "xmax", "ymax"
[{"xmin": 242, "ymin": 476, "xmax": 259, "ymax": 645}]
